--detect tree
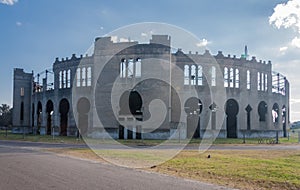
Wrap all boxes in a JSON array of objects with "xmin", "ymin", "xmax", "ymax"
[{"xmin": 0, "ymin": 104, "xmax": 12, "ymax": 127}]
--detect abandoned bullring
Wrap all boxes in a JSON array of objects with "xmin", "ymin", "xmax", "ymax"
[{"xmin": 12, "ymin": 35, "xmax": 290, "ymax": 140}]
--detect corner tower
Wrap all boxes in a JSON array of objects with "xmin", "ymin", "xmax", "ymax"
[{"xmin": 12, "ymin": 68, "xmax": 33, "ymax": 133}]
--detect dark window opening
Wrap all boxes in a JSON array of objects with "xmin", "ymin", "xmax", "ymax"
[
  {"xmin": 245, "ymin": 105, "xmax": 252, "ymax": 130},
  {"xmin": 20, "ymin": 102, "xmax": 24, "ymax": 121},
  {"xmin": 258, "ymin": 101, "xmax": 268, "ymax": 122}
]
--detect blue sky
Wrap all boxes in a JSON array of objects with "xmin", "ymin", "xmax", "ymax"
[{"xmin": 1, "ymin": 0, "xmax": 300, "ymax": 121}]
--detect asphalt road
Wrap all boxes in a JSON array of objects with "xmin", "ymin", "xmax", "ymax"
[{"xmin": 0, "ymin": 142, "xmax": 232, "ymax": 190}]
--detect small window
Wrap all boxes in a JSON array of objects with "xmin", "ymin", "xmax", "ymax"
[
  {"xmin": 257, "ymin": 72, "xmax": 261, "ymax": 91},
  {"xmin": 191, "ymin": 65, "xmax": 196, "ymax": 85},
  {"xmin": 59, "ymin": 71, "xmax": 62, "ymax": 89},
  {"xmin": 82, "ymin": 67, "xmax": 86, "ymax": 86},
  {"xmin": 120, "ymin": 59, "xmax": 126, "ymax": 78},
  {"xmin": 197, "ymin": 65, "xmax": 203, "ymax": 86},
  {"xmin": 87, "ymin": 67, "xmax": 92, "ymax": 86},
  {"xmin": 235, "ymin": 69, "xmax": 239, "ymax": 88},
  {"xmin": 20, "ymin": 87, "xmax": 24, "ymax": 96},
  {"xmin": 247, "ymin": 70, "xmax": 251, "ymax": 89},
  {"xmin": 211, "ymin": 66, "xmax": 216, "ymax": 86},
  {"xmin": 135, "ymin": 58, "xmax": 141, "ymax": 78},
  {"xmin": 262, "ymin": 73, "xmax": 265, "ymax": 91},
  {"xmin": 20, "ymin": 102, "xmax": 24, "ymax": 121},
  {"xmin": 76, "ymin": 68, "xmax": 81, "ymax": 87},
  {"xmin": 127, "ymin": 59, "xmax": 134, "ymax": 78},
  {"xmin": 224, "ymin": 67, "xmax": 228, "ymax": 87},
  {"xmin": 67, "ymin": 69, "xmax": 71, "ymax": 88},
  {"xmin": 63, "ymin": 70, "xmax": 66, "ymax": 88},
  {"xmin": 229, "ymin": 68, "xmax": 234, "ymax": 88},
  {"xmin": 184, "ymin": 65, "xmax": 189, "ymax": 85},
  {"xmin": 265, "ymin": 74, "xmax": 268, "ymax": 91}
]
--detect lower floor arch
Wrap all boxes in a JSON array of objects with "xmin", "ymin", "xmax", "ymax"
[
  {"xmin": 185, "ymin": 97, "xmax": 202, "ymax": 139},
  {"xmin": 225, "ymin": 99, "xmax": 239, "ymax": 138},
  {"xmin": 59, "ymin": 99, "xmax": 70, "ymax": 136},
  {"xmin": 77, "ymin": 97, "xmax": 91, "ymax": 136}
]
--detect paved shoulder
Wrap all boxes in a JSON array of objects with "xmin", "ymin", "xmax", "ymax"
[{"xmin": 0, "ymin": 145, "xmax": 232, "ymax": 190}]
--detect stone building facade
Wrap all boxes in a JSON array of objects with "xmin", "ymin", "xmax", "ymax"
[{"xmin": 12, "ymin": 35, "xmax": 290, "ymax": 139}]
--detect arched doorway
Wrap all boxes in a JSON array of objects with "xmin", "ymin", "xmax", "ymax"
[
  {"xmin": 119, "ymin": 91, "xmax": 130, "ymax": 139},
  {"xmin": 185, "ymin": 97, "xmax": 202, "ymax": 138},
  {"xmin": 258, "ymin": 101, "xmax": 268, "ymax": 122},
  {"xmin": 37, "ymin": 101, "xmax": 42, "ymax": 135},
  {"xmin": 118, "ymin": 90, "xmax": 143, "ymax": 139},
  {"xmin": 46, "ymin": 100, "xmax": 54, "ymax": 135},
  {"xmin": 225, "ymin": 99, "xmax": 239, "ymax": 138},
  {"xmin": 128, "ymin": 91, "xmax": 143, "ymax": 139},
  {"xmin": 77, "ymin": 97, "xmax": 90, "ymax": 136},
  {"xmin": 59, "ymin": 99, "xmax": 70, "ymax": 136}
]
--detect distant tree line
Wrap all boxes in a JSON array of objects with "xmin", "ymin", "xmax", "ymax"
[{"xmin": 0, "ymin": 104, "xmax": 12, "ymax": 128}]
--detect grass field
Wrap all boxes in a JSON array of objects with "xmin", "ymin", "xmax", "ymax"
[
  {"xmin": 1, "ymin": 129, "xmax": 299, "ymax": 145},
  {"xmin": 48, "ymin": 148, "xmax": 300, "ymax": 190}
]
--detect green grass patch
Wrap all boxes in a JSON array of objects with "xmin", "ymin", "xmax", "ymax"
[
  {"xmin": 46, "ymin": 147, "xmax": 300, "ymax": 190},
  {"xmin": 0, "ymin": 131, "xmax": 84, "ymax": 144},
  {"xmin": 0, "ymin": 130, "xmax": 299, "ymax": 145},
  {"xmin": 153, "ymin": 150, "xmax": 300, "ymax": 190}
]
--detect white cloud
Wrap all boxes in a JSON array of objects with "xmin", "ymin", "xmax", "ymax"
[
  {"xmin": 16, "ymin": 21, "xmax": 22, "ymax": 26},
  {"xmin": 291, "ymin": 36, "xmax": 300, "ymax": 48},
  {"xmin": 279, "ymin": 46, "xmax": 288, "ymax": 52},
  {"xmin": 269, "ymin": 0, "xmax": 300, "ymax": 49},
  {"xmin": 196, "ymin": 38, "xmax": 211, "ymax": 47},
  {"xmin": 0, "ymin": 0, "xmax": 18, "ymax": 5}
]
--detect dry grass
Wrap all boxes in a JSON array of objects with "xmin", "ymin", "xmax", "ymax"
[{"xmin": 46, "ymin": 148, "xmax": 300, "ymax": 190}]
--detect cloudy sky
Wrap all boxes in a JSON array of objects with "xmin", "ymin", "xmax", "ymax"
[{"xmin": 1, "ymin": 0, "xmax": 300, "ymax": 121}]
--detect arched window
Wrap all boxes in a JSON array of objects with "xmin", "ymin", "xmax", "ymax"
[
  {"xmin": 229, "ymin": 68, "xmax": 234, "ymax": 88},
  {"xmin": 127, "ymin": 59, "xmax": 134, "ymax": 78},
  {"xmin": 184, "ymin": 65, "xmax": 189, "ymax": 85},
  {"xmin": 262, "ymin": 73, "xmax": 264, "ymax": 91},
  {"xmin": 235, "ymin": 68, "xmax": 239, "ymax": 88},
  {"xmin": 265, "ymin": 74, "xmax": 268, "ymax": 91},
  {"xmin": 257, "ymin": 72, "xmax": 261, "ymax": 91},
  {"xmin": 76, "ymin": 68, "xmax": 81, "ymax": 87},
  {"xmin": 211, "ymin": 66, "xmax": 216, "ymax": 86},
  {"xmin": 63, "ymin": 70, "xmax": 67, "ymax": 88},
  {"xmin": 67, "ymin": 69, "xmax": 71, "ymax": 88},
  {"xmin": 197, "ymin": 65, "xmax": 203, "ymax": 86},
  {"xmin": 247, "ymin": 70, "xmax": 251, "ymax": 89},
  {"xmin": 59, "ymin": 71, "xmax": 62, "ymax": 89},
  {"xmin": 87, "ymin": 67, "xmax": 92, "ymax": 86},
  {"xmin": 120, "ymin": 59, "xmax": 126, "ymax": 78},
  {"xmin": 224, "ymin": 67, "xmax": 228, "ymax": 87},
  {"xmin": 191, "ymin": 65, "xmax": 196, "ymax": 85},
  {"xmin": 135, "ymin": 58, "xmax": 141, "ymax": 78},
  {"xmin": 82, "ymin": 67, "xmax": 86, "ymax": 86}
]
